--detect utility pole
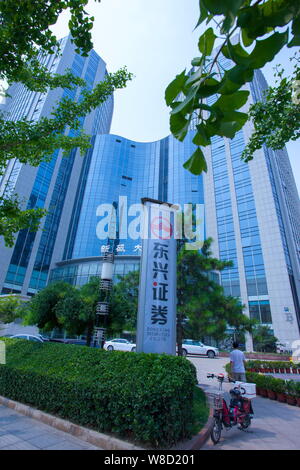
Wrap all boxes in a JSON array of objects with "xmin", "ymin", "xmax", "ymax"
[
  {"xmin": 93, "ymin": 251, "xmax": 114, "ymax": 348},
  {"xmin": 93, "ymin": 201, "xmax": 119, "ymax": 348}
]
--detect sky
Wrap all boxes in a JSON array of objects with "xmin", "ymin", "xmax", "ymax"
[{"xmin": 50, "ymin": 0, "xmax": 298, "ymax": 193}]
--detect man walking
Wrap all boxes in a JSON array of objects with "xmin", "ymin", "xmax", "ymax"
[{"xmin": 230, "ymin": 342, "xmax": 246, "ymax": 382}]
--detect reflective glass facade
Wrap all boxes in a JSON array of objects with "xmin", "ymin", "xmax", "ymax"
[
  {"xmin": 64, "ymin": 130, "xmax": 204, "ymax": 260},
  {"xmin": 49, "ymin": 257, "xmax": 140, "ymax": 287},
  {"xmin": 0, "ymin": 35, "xmax": 114, "ymax": 295}
]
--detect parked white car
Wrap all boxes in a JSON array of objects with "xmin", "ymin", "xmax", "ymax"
[
  {"xmin": 180, "ymin": 339, "xmax": 219, "ymax": 358},
  {"xmin": 11, "ymin": 334, "xmax": 44, "ymax": 343},
  {"xmin": 103, "ymin": 338, "xmax": 136, "ymax": 352}
]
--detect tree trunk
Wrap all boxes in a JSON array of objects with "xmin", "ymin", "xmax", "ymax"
[
  {"xmin": 177, "ymin": 313, "xmax": 183, "ymax": 356},
  {"xmin": 86, "ymin": 323, "xmax": 93, "ymax": 347}
]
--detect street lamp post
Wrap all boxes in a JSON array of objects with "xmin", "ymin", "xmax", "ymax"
[{"xmin": 93, "ymin": 251, "xmax": 114, "ymax": 348}]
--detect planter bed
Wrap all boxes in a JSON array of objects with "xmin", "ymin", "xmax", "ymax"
[{"xmin": 225, "ymin": 368, "xmax": 300, "ymax": 406}]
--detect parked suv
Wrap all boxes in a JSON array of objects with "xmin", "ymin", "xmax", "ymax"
[{"xmin": 180, "ymin": 339, "xmax": 219, "ymax": 358}]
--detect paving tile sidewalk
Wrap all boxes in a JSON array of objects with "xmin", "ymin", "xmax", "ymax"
[
  {"xmin": 188, "ymin": 356, "xmax": 300, "ymax": 450},
  {"xmin": 0, "ymin": 405, "xmax": 101, "ymax": 450}
]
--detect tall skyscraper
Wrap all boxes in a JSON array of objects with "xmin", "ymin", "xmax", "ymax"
[
  {"xmin": 203, "ymin": 59, "xmax": 300, "ymax": 348},
  {"xmin": 0, "ymin": 35, "xmax": 114, "ymax": 294}
]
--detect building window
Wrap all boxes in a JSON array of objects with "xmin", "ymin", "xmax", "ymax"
[{"xmin": 249, "ymin": 300, "xmax": 272, "ymax": 324}]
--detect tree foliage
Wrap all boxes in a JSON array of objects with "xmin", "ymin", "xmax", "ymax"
[
  {"xmin": 23, "ymin": 275, "xmax": 137, "ymax": 345},
  {"xmin": 0, "ymin": 295, "xmax": 24, "ymax": 324},
  {"xmin": 0, "ymin": 0, "xmax": 101, "ymax": 83},
  {"xmin": 0, "ymin": 68, "xmax": 132, "ymax": 172},
  {"xmin": 110, "ymin": 270, "xmax": 140, "ymax": 332},
  {"xmin": 22, "ymin": 281, "xmax": 72, "ymax": 331},
  {"xmin": 177, "ymin": 239, "xmax": 255, "ymax": 342},
  {"xmin": 165, "ymin": 0, "xmax": 300, "ymax": 175},
  {"xmin": 242, "ymin": 54, "xmax": 300, "ymax": 161},
  {"xmin": 0, "ymin": 0, "xmax": 132, "ymax": 246},
  {"xmin": 0, "ymin": 195, "xmax": 46, "ymax": 247},
  {"xmin": 252, "ymin": 324, "xmax": 278, "ymax": 352}
]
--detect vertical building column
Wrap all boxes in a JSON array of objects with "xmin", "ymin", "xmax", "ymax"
[{"xmin": 224, "ymin": 138, "xmax": 253, "ymax": 352}]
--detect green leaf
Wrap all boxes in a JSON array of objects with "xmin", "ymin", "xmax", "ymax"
[
  {"xmin": 191, "ymin": 57, "xmax": 204, "ymax": 66},
  {"xmin": 241, "ymin": 28, "xmax": 254, "ymax": 47},
  {"xmin": 170, "ymin": 113, "xmax": 191, "ymax": 142},
  {"xmin": 222, "ymin": 110, "xmax": 248, "ymax": 124},
  {"xmin": 195, "ymin": 1, "xmax": 209, "ymax": 29},
  {"xmin": 198, "ymin": 28, "xmax": 216, "ymax": 56},
  {"xmin": 223, "ymin": 32, "xmax": 288, "ymax": 70},
  {"xmin": 165, "ymin": 70, "xmax": 187, "ymax": 106},
  {"xmin": 227, "ymin": 65, "xmax": 254, "ymax": 85},
  {"xmin": 222, "ymin": 40, "xmax": 250, "ymax": 66},
  {"xmin": 218, "ymin": 65, "xmax": 254, "ymax": 95},
  {"xmin": 201, "ymin": 0, "xmax": 227, "ymax": 15},
  {"xmin": 248, "ymin": 31, "xmax": 289, "ymax": 68},
  {"xmin": 237, "ymin": 1, "xmax": 296, "ymax": 40},
  {"xmin": 197, "ymin": 77, "xmax": 222, "ymax": 97},
  {"xmin": 292, "ymin": 15, "xmax": 300, "ymax": 35},
  {"xmin": 218, "ymin": 111, "xmax": 248, "ymax": 138},
  {"xmin": 213, "ymin": 90, "xmax": 249, "ymax": 111},
  {"xmin": 193, "ymin": 125, "xmax": 211, "ymax": 146},
  {"xmin": 183, "ymin": 147, "xmax": 207, "ymax": 174},
  {"xmin": 171, "ymin": 86, "xmax": 198, "ymax": 115},
  {"xmin": 219, "ymin": 121, "xmax": 240, "ymax": 138},
  {"xmin": 186, "ymin": 68, "xmax": 212, "ymax": 87},
  {"xmin": 288, "ymin": 35, "xmax": 300, "ymax": 47},
  {"xmin": 288, "ymin": 16, "xmax": 300, "ymax": 47}
]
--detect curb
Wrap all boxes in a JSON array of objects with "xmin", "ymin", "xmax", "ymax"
[
  {"xmin": 172, "ymin": 405, "xmax": 214, "ymax": 450},
  {"xmin": 0, "ymin": 395, "xmax": 143, "ymax": 450},
  {"xmin": 0, "ymin": 394, "xmax": 214, "ymax": 451}
]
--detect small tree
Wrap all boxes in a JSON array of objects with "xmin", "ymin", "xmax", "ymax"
[
  {"xmin": 23, "ymin": 276, "xmax": 136, "ymax": 345},
  {"xmin": 252, "ymin": 325, "xmax": 278, "ymax": 353},
  {"xmin": 177, "ymin": 239, "xmax": 254, "ymax": 350},
  {"xmin": 110, "ymin": 271, "xmax": 140, "ymax": 334},
  {"xmin": 0, "ymin": 295, "xmax": 23, "ymax": 325},
  {"xmin": 23, "ymin": 281, "xmax": 74, "ymax": 331}
]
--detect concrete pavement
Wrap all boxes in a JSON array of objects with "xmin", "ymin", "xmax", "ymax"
[
  {"xmin": 188, "ymin": 356, "xmax": 300, "ymax": 450},
  {"xmin": 0, "ymin": 405, "xmax": 100, "ymax": 450}
]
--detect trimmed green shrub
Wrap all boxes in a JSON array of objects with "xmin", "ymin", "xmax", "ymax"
[
  {"xmin": 245, "ymin": 360, "xmax": 300, "ymax": 371},
  {"xmin": 295, "ymin": 382, "xmax": 300, "ymax": 398},
  {"xmin": 0, "ymin": 338, "xmax": 199, "ymax": 447}
]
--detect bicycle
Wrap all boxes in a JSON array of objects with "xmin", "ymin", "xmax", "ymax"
[{"xmin": 206, "ymin": 373, "xmax": 254, "ymax": 444}]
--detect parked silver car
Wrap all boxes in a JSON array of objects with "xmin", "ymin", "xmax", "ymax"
[
  {"xmin": 103, "ymin": 338, "xmax": 136, "ymax": 352},
  {"xmin": 180, "ymin": 339, "xmax": 219, "ymax": 358}
]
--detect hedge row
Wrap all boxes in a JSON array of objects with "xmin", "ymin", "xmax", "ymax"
[
  {"xmin": 224, "ymin": 363, "xmax": 300, "ymax": 404},
  {"xmin": 0, "ymin": 338, "xmax": 198, "ymax": 447},
  {"xmin": 245, "ymin": 360, "xmax": 300, "ymax": 372}
]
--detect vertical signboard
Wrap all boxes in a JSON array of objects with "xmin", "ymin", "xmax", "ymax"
[{"xmin": 136, "ymin": 199, "xmax": 178, "ymax": 355}]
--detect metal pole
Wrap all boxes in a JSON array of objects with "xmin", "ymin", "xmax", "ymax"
[{"xmin": 93, "ymin": 252, "xmax": 114, "ymax": 348}]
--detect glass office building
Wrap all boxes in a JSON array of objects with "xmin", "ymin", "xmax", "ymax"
[
  {"xmin": 202, "ymin": 56, "xmax": 300, "ymax": 347},
  {"xmin": 49, "ymin": 130, "xmax": 205, "ymax": 284},
  {"xmin": 0, "ymin": 35, "xmax": 114, "ymax": 294}
]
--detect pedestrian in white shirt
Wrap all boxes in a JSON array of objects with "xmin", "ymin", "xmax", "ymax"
[{"xmin": 230, "ymin": 342, "xmax": 246, "ymax": 382}]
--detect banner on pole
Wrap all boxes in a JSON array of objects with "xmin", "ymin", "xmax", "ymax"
[{"xmin": 136, "ymin": 199, "xmax": 178, "ymax": 355}]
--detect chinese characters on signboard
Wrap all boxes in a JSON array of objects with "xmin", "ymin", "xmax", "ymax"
[{"xmin": 136, "ymin": 199, "xmax": 177, "ymax": 355}]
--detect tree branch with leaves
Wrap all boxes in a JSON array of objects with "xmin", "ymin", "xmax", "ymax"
[
  {"xmin": 242, "ymin": 53, "xmax": 300, "ymax": 161},
  {"xmin": 165, "ymin": 0, "xmax": 300, "ymax": 175},
  {"xmin": 0, "ymin": 0, "xmax": 132, "ymax": 246}
]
